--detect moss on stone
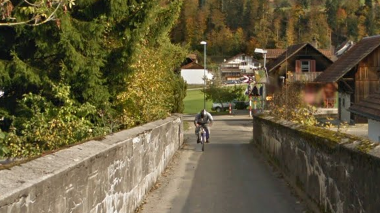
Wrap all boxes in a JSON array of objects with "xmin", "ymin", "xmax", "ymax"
[
  {"xmin": 356, "ymin": 140, "xmax": 377, "ymax": 153},
  {"xmin": 253, "ymin": 115, "xmax": 376, "ymax": 153}
]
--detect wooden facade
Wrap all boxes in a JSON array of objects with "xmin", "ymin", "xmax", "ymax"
[
  {"xmin": 265, "ymin": 43, "xmax": 334, "ymax": 107},
  {"xmin": 355, "ymin": 50, "xmax": 380, "ymax": 103},
  {"xmin": 316, "ymin": 36, "xmax": 380, "ymax": 124},
  {"xmin": 267, "ymin": 43, "xmax": 333, "ymax": 86},
  {"xmin": 354, "ymin": 49, "xmax": 380, "ymax": 122}
]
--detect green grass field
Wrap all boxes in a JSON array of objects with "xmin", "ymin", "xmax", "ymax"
[
  {"xmin": 183, "ymin": 89, "xmax": 213, "ymax": 114},
  {"xmin": 184, "ymin": 85, "xmax": 250, "ymax": 115}
]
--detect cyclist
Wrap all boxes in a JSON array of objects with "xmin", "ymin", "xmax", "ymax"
[{"xmin": 194, "ymin": 109, "xmax": 214, "ymax": 143}]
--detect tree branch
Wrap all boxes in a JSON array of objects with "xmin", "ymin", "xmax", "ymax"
[
  {"xmin": 0, "ymin": 0, "xmax": 67, "ymax": 27},
  {"xmin": 24, "ymin": 0, "xmax": 44, "ymax": 7},
  {"xmin": 29, "ymin": 1, "xmax": 63, "ymax": 26}
]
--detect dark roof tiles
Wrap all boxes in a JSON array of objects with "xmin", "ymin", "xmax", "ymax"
[
  {"xmin": 315, "ymin": 35, "xmax": 380, "ymax": 82},
  {"xmin": 181, "ymin": 62, "xmax": 204, "ymax": 69},
  {"xmin": 266, "ymin": 49, "xmax": 286, "ymax": 59},
  {"xmin": 266, "ymin": 44, "xmax": 306, "ymax": 72}
]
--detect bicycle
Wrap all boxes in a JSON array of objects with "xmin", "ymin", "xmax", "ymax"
[{"xmin": 198, "ymin": 125, "xmax": 206, "ymax": 152}]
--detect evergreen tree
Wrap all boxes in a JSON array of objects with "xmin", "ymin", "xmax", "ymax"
[
  {"xmin": 295, "ymin": 0, "xmax": 311, "ymax": 9},
  {"xmin": 225, "ymin": 0, "xmax": 247, "ymax": 30},
  {"xmin": 0, "ymin": 0, "xmax": 187, "ymax": 156}
]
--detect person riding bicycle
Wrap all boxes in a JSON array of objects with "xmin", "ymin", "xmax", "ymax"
[{"xmin": 194, "ymin": 109, "xmax": 213, "ymax": 143}]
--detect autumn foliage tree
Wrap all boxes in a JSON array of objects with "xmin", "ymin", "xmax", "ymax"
[
  {"xmin": 172, "ymin": 0, "xmax": 380, "ymax": 58},
  {"xmin": 202, "ymin": 82, "xmax": 245, "ymax": 108}
]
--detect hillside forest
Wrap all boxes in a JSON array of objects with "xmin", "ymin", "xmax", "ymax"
[{"xmin": 171, "ymin": 0, "xmax": 380, "ymax": 59}]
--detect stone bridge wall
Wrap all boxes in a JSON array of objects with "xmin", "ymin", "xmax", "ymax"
[
  {"xmin": 253, "ymin": 115, "xmax": 380, "ymax": 213},
  {"xmin": 0, "ymin": 115, "xmax": 183, "ymax": 213}
]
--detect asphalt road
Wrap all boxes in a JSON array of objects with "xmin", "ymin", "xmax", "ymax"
[{"xmin": 138, "ymin": 114, "xmax": 307, "ymax": 213}]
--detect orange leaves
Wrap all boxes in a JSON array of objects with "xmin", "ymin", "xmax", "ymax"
[
  {"xmin": 1, "ymin": 0, "xmax": 14, "ymax": 20},
  {"xmin": 337, "ymin": 8, "xmax": 347, "ymax": 23}
]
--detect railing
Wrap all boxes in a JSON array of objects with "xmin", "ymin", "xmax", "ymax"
[{"xmin": 287, "ymin": 72, "xmax": 322, "ymax": 82}]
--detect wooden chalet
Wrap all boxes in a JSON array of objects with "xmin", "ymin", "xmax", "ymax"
[
  {"xmin": 266, "ymin": 43, "xmax": 334, "ymax": 85},
  {"xmin": 315, "ymin": 35, "xmax": 380, "ymax": 124},
  {"xmin": 265, "ymin": 43, "xmax": 335, "ymax": 107}
]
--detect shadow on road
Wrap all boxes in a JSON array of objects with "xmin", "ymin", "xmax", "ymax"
[
  {"xmin": 177, "ymin": 142, "xmax": 306, "ymax": 213},
  {"xmin": 175, "ymin": 116, "xmax": 307, "ymax": 213}
]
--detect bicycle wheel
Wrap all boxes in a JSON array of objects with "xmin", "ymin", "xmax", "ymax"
[
  {"xmin": 201, "ymin": 132, "xmax": 205, "ymax": 152},
  {"xmin": 202, "ymin": 138, "xmax": 204, "ymax": 151}
]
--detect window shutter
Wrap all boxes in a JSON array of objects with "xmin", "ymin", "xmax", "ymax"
[
  {"xmin": 311, "ymin": 60, "xmax": 316, "ymax": 72},
  {"xmin": 296, "ymin": 60, "xmax": 301, "ymax": 73}
]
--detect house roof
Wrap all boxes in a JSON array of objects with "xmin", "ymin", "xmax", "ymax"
[
  {"xmin": 266, "ymin": 49, "xmax": 286, "ymax": 59},
  {"xmin": 315, "ymin": 35, "xmax": 380, "ymax": 83},
  {"xmin": 319, "ymin": 49, "xmax": 335, "ymax": 60},
  {"xmin": 349, "ymin": 92, "xmax": 380, "ymax": 121},
  {"xmin": 224, "ymin": 53, "xmax": 245, "ymax": 63},
  {"xmin": 224, "ymin": 53, "xmax": 252, "ymax": 63},
  {"xmin": 266, "ymin": 43, "xmax": 333, "ymax": 72},
  {"xmin": 181, "ymin": 61, "xmax": 204, "ymax": 69}
]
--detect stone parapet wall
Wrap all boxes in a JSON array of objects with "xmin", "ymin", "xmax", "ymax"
[
  {"xmin": 0, "ymin": 115, "xmax": 183, "ymax": 213},
  {"xmin": 253, "ymin": 115, "xmax": 380, "ymax": 213}
]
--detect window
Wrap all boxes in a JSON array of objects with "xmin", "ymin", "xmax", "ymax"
[
  {"xmin": 301, "ymin": 61, "xmax": 310, "ymax": 72},
  {"xmin": 296, "ymin": 60, "xmax": 316, "ymax": 73}
]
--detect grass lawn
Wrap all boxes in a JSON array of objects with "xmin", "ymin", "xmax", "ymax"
[
  {"xmin": 183, "ymin": 84, "xmax": 250, "ymax": 115},
  {"xmin": 184, "ymin": 89, "xmax": 213, "ymax": 114},
  {"xmin": 187, "ymin": 84, "xmax": 204, "ymax": 89}
]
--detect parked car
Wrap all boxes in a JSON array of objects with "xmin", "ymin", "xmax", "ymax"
[
  {"xmin": 224, "ymin": 80, "xmax": 239, "ymax": 85},
  {"xmin": 211, "ymin": 100, "xmax": 250, "ymax": 112}
]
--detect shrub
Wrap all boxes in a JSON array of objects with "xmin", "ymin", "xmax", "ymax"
[
  {"xmin": 269, "ymin": 82, "xmax": 318, "ymax": 126},
  {"xmin": 3, "ymin": 84, "xmax": 100, "ymax": 157},
  {"xmin": 0, "ymin": 130, "xmax": 10, "ymax": 157}
]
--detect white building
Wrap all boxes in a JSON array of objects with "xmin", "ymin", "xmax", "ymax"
[
  {"xmin": 180, "ymin": 62, "xmax": 213, "ymax": 85},
  {"xmin": 220, "ymin": 53, "xmax": 259, "ymax": 80}
]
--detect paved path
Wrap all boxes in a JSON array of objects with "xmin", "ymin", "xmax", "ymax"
[{"xmin": 138, "ymin": 114, "xmax": 307, "ymax": 213}]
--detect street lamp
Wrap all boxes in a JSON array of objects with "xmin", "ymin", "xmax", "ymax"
[
  {"xmin": 254, "ymin": 48, "xmax": 268, "ymax": 109},
  {"xmin": 201, "ymin": 41, "xmax": 207, "ymax": 110},
  {"xmin": 280, "ymin": 76, "xmax": 288, "ymax": 120},
  {"xmin": 279, "ymin": 76, "xmax": 285, "ymax": 85}
]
